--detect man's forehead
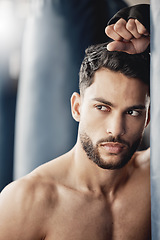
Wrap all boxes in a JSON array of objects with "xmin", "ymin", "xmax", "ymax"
[
  {"xmin": 82, "ymin": 69, "xmax": 150, "ymax": 106},
  {"xmin": 86, "ymin": 69, "xmax": 148, "ymax": 92}
]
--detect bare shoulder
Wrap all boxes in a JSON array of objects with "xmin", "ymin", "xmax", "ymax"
[
  {"xmin": 1, "ymin": 169, "xmax": 58, "ymax": 208},
  {"xmin": 0, "ymin": 151, "xmax": 73, "ymax": 239},
  {"xmin": 134, "ymin": 148, "xmax": 150, "ymax": 169},
  {"xmin": 0, "ymin": 170, "xmax": 58, "ymax": 239},
  {"xmin": 129, "ymin": 148, "xmax": 150, "ymax": 183}
]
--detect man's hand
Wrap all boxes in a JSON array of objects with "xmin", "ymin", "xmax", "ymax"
[{"xmin": 105, "ymin": 18, "xmax": 150, "ymax": 54}]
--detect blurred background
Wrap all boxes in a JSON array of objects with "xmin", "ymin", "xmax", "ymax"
[{"xmin": 0, "ymin": 0, "xmax": 150, "ymax": 191}]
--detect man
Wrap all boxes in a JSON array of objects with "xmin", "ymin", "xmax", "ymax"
[
  {"xmin": 0, "ymin": 41, "xmax": 150, "ymax": 239},
  {"xmin": 0, "ymin": 4, "xmax": 150, "ymax": 240}
]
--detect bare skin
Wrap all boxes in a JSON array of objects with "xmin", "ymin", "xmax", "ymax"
[
  {"xmin": 105, "ymin": 18, "xmax": 150, "ymax": 54},
  {"xmin": 0, "ymin": 69, "xmax": 150, "ymax": 240}
]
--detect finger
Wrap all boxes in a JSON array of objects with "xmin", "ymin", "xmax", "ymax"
[
  {"xmin": 105, "ymin": 24, "xmax": 123, "ymax": 41},
  {"xmin": 113, "ymin": 18, "xmax": 133, "ymax": 40},
  {"xmin": 135, "ymin": 19, "xmax": 149, "ymax": 36},
  {"xmin": 107, "ymin": 41, "xmax": 135, "ymax": 54},
  {"xmin": 126, "ymin": 19, "xmax": 141, "ymax": 38},
  {"xmin": 107, "ymin": 41, "xmax": 124, "ymax": 51}
]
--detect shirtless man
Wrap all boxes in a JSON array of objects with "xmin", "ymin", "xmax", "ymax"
[{"xmin": 0, "ymin": 5, "xmax": 151, "ymax": 240}]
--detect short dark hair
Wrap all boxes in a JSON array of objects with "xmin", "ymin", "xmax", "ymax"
[{"xmin": 79, "ymin": 42, "xmax": 150, "ymax": 94}]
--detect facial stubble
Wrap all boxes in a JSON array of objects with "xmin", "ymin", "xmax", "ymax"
[{"xmin": 80, "ymin": 132, "xmax": 142, "ymax": 170}]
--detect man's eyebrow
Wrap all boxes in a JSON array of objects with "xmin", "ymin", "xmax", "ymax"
[
  {"xmin": 92, "ymin": 98, "xmax": 114, "ymax": 107},
  {"xmin": 92, "ymin": 98, "xmax": 146, "ymax": 110},
  {"xmin": 126, "ymin": 105, "xmax": 146, "ymax": 110}
]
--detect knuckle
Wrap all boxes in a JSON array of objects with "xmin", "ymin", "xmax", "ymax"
[
  {"xmin": 126, "ymin": 20, "xmax": 135, "ymax": 31},
  {"xmin": 138, "ymin": 28, "xmax": 147, "ymax": 35},
  {"xmin": 105, "ymin": 26, "xmax": 113, "ymax": 36},
  {"xmin": 135, "ymin": 19, "xmax": 148, "ymax": 35},
  {"xmin": 114, "ymin": 19, "xmax": 126, "ymax": 32},
  {"xmin": 114, "ymin": 23, "xmax": 123, "ymax": 32}
]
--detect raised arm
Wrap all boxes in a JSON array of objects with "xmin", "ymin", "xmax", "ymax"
[{"xmin": 105, "ymin": 4, "xmax": 150, "ymax": 54}]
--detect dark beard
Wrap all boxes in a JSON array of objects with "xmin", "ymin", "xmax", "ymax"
[{"xmin": 80, "ymin": 132, "xmax": 142, "ymax": 170}]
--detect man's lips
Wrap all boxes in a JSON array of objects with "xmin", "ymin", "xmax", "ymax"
[{"xmin": 100, "ymin": 142, "xmax": 126, "ymax": 154}]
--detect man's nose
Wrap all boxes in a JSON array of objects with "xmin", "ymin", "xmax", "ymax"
[{"xmin": 106, "ymin": 114, "xmax": 125, "ymax": 137}]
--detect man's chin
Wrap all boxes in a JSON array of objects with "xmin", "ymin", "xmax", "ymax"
[
  {"xmin": 93, "ymin": 159, "xmax": 130, "ymax": 170},
  {"xmin": 93, "ymin": 151, "xmax": 132, "ymax": 170}
]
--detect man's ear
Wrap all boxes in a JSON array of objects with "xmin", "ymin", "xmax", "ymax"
[
  {"xmin": 145, "ymin": 106, "xmax": 150, "ymax": 128},
  {"xmin": 70, "ymin": 92, "xmax": 81, "ymax": 122}
]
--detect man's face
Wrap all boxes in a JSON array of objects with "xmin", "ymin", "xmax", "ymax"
[{"xmin": 73, "ymin": 68, "xmax": 150, "ymax": 170}]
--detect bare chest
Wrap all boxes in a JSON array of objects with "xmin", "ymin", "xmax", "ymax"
[{"xmin": 44, "ymin": 190, "xmax": 151, "ymax": 240}]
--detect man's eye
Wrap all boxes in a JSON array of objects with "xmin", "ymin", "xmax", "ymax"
[
  {"xmin": 96, "ymin": 105, "xmax": 109, "ymax": 112},
  {"xmin": 127, "ymin": 110, "xmax": 140, "ymax": 116}
]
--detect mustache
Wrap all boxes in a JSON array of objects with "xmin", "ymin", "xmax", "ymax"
[{"xmin": 96, "ymin": 136, "xmax": 130, "ymax": 148}]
